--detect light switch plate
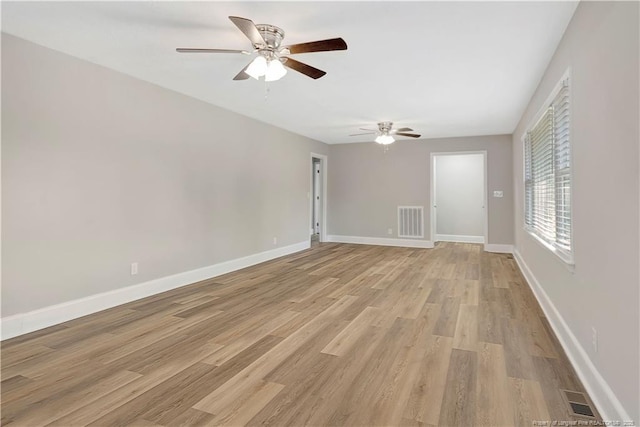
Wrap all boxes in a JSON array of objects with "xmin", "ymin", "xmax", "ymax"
[{"xmin": 493, "ymin": 191, "xmax": 504, "ymax": 198}]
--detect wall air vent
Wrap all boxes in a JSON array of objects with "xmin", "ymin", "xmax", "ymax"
[{"xmin": 398, "ymin": 206, "xmax": 424, "ymax": 238}]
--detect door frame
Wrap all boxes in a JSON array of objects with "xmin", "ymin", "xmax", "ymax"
[
  {"xmin": 310, "ymin": 152, "xmax": 328, "ymax": 243},
  {"xmin": 430, "ymin": 151, "xmax": 488, "ymax": 245}
]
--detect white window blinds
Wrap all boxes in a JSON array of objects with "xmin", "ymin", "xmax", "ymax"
[{"xmin": 524, "ymin": 76, "xmax": 572, "ymax": 260}]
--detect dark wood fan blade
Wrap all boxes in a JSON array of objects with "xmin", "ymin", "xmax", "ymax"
[
  {"xmin": 229, "ymin": 16, "xmax": 265, "ymax": 47},
  {"xmin": 349, "ymin": 132, "xmax": 376, "ymax": 136},
  {"xmin": 282, "ymin": 57, "xmax": 326, "ymax": 79},
  {"xmin": 176, "ymin": 48, "xmax": 249, "ymax": 54},
  {"xmin": 285, "ymin": 38, "xmax": 348, "ymax": 54},
  {"xmin": 396, "ymin": 132, "xmax": 421, "ymax": 138},
  {"xmin": 233, "ymin": 63, "xmax": 251, "ymax": 80},
  {"xmin": 394, "ymin": 127, "xmax": 413, "ymax": 132}
]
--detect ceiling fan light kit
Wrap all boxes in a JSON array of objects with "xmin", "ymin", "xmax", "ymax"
[
  {"xmin": 375, "ymin": 134, "xmax": 395, "ymax": 145},
  {"xmin": 245, "ymin": 55, "xmax": 288, "ymax": 81},
  {"xmin": 176, "ymin": 16, "xmax": 347, "ymax": 81}
]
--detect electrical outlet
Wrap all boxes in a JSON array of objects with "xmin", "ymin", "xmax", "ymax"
[
  {"xmin": 493, "ymin": 190, "xmax": 504, "ymax": 198},
  {"xmin": 131, "ymin": 262, "xmax": 138, "ymax": 275},
  {"xmin": 591, "ymin": 327, "xmax": 598, "ymax": 353},
  {"xmin": 387, "ymin": 228, "xmax": 393, "ymax": 235},
  {"xmin": 273, "ymin": 237, "xmax": 277, "ymax": 245}
]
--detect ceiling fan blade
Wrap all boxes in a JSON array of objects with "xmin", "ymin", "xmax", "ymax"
[
  {"xmin": 394, "ymin": 127, "xmax": 413, "ymax": 133},
  {"xmin": 176, "ymin": 48, "xmax": 250, "ymax": 54},
  {"xmin": 229, "ymin": 16, "xmax": 266, "ymax": 47},
  {"xmin": 359, "ymin": 128, "xmax": 376, "ymax": 131},
  {"xmin": 285, "ymin": 38, "xmax": 348, "ymax": 54},
  {"xmin": 349, "ymin": 132, "xmax": 376, "ymax": 136},
  {"xmin": 282, "ymin": 57, "xmax": 326, "ymax": 79},
  {"xmin": 233, "ymin": 63, "xmax": 251, "ymax": 80},
  {"xmin": 396, "ymin": 132, "xmax": 422, "ymax": 138}
]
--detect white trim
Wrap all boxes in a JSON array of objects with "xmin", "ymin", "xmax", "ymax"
[
  {"xmin": 430, "ymin": 151, "xmax": 488, "ymax": 246},
  {"xmin": 310, "ymin": 152, "xmax": 328, "ymax": 243},
  {"xmin": 327, "ymin": 235, "xmax": 434, "ymax": 249},
  {"xmin": 525, "ymin": 227, "xmax": 575, "ymax": 271},
  {"xmin": 513, "ymin": 249, "xmax": 631, "ymax": 424},
  {"xmin": 1, "ymin": 240, "xmax": 310, "ymax": 340},
  {"xmin": 435, "ymin": 234, "xmax": 484, "ymax": 244},
  {"xmin": 484, "ymin": 243, "xmax": 514, "ymax": 254}
]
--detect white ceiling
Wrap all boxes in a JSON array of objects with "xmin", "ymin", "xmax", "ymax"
[{"xmin": 2, "ymin": 1, "xmax": 578, "ymax": 144}]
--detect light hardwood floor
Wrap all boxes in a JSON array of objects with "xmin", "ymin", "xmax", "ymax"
[{"xmin": 1, "ymin": 242, "xmax": 599, "ymax": 426}]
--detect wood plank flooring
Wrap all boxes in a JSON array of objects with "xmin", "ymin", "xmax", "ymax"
[{"xmin": 1, "ymin": 242, "xmax": 600, "ymax": 426}]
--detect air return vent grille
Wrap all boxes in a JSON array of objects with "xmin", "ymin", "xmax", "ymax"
[
  {"xmin": 398, "ymin": 206, "xmax": 424, "ymax": 238},
  {"xmin": 561, "ymin": 389, "xmax": 597, "ymax": 418}
]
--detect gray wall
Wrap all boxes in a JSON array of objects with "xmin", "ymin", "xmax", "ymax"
[
  {"xmin": 1, "ymin": 34, "xmax": 328, "ymax": 317},
  {"xmin": 328, "ymin": 135, "xmax": 513, "ymax": 244},
  {"xmin": 511, "ymin": 1, "xmax": 638, "ymax": 421},
  {"xmin": 435, "ymin": 153, "xmax": 484, "ymax": 238}
]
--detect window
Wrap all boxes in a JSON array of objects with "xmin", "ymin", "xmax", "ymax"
[{"xmin": 523, "ymin": 73, "xmax": 572, "ymax": 263}]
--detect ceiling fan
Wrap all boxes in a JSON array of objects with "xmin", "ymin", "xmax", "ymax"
[
  {"xmin": 350, "ymin": 122, "xmax": 422, "ymax": 145},
  {"xmin": 176, "ymin": 16, "xmax": 347, "ymax": 81}
]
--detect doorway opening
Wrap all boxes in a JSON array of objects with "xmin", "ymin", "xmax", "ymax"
[
  {"xmin": 310, "ymin": 153, "xmax": 327, "ymax": 246},
  {"xmin": 430, "ymin": 151, "xmax": 487, "ymax": 245}
]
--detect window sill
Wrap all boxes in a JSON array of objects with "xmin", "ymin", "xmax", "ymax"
[{"xmin": 524, "ymin": 228, "xmax": 575, "ymax": 273}]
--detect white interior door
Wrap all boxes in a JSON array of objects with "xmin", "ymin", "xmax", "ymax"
[{"xmin": 433, "ymin": 153, "xmax": 486, "ymax": 243}]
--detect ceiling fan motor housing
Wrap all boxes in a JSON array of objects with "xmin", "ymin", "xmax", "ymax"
[
  {"xmin": 255, "ymin": 24, "xmax": 285, "ymax": 50},
  {"xmin": 378, "ymin": 121, "xmax": 393, "ymax": 134}
]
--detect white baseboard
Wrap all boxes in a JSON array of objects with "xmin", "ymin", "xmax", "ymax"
[
  {"xmin": 484, "ymin": 243, "xmax": 514, "ymax": 253},
  {"xmin": 327, "ymin": 235, "xmax": 434, "ymax": 249},
  {"xmin": 1, "ymin": 240, "xmax": 310, "ymax": 340},
  {"xmin": 435, "ymin": 234, "xmax": 485, "ymax": 244},
  {"xmin": 513, "ymin": 249, "xmax": 631, "ymax": 424}
]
